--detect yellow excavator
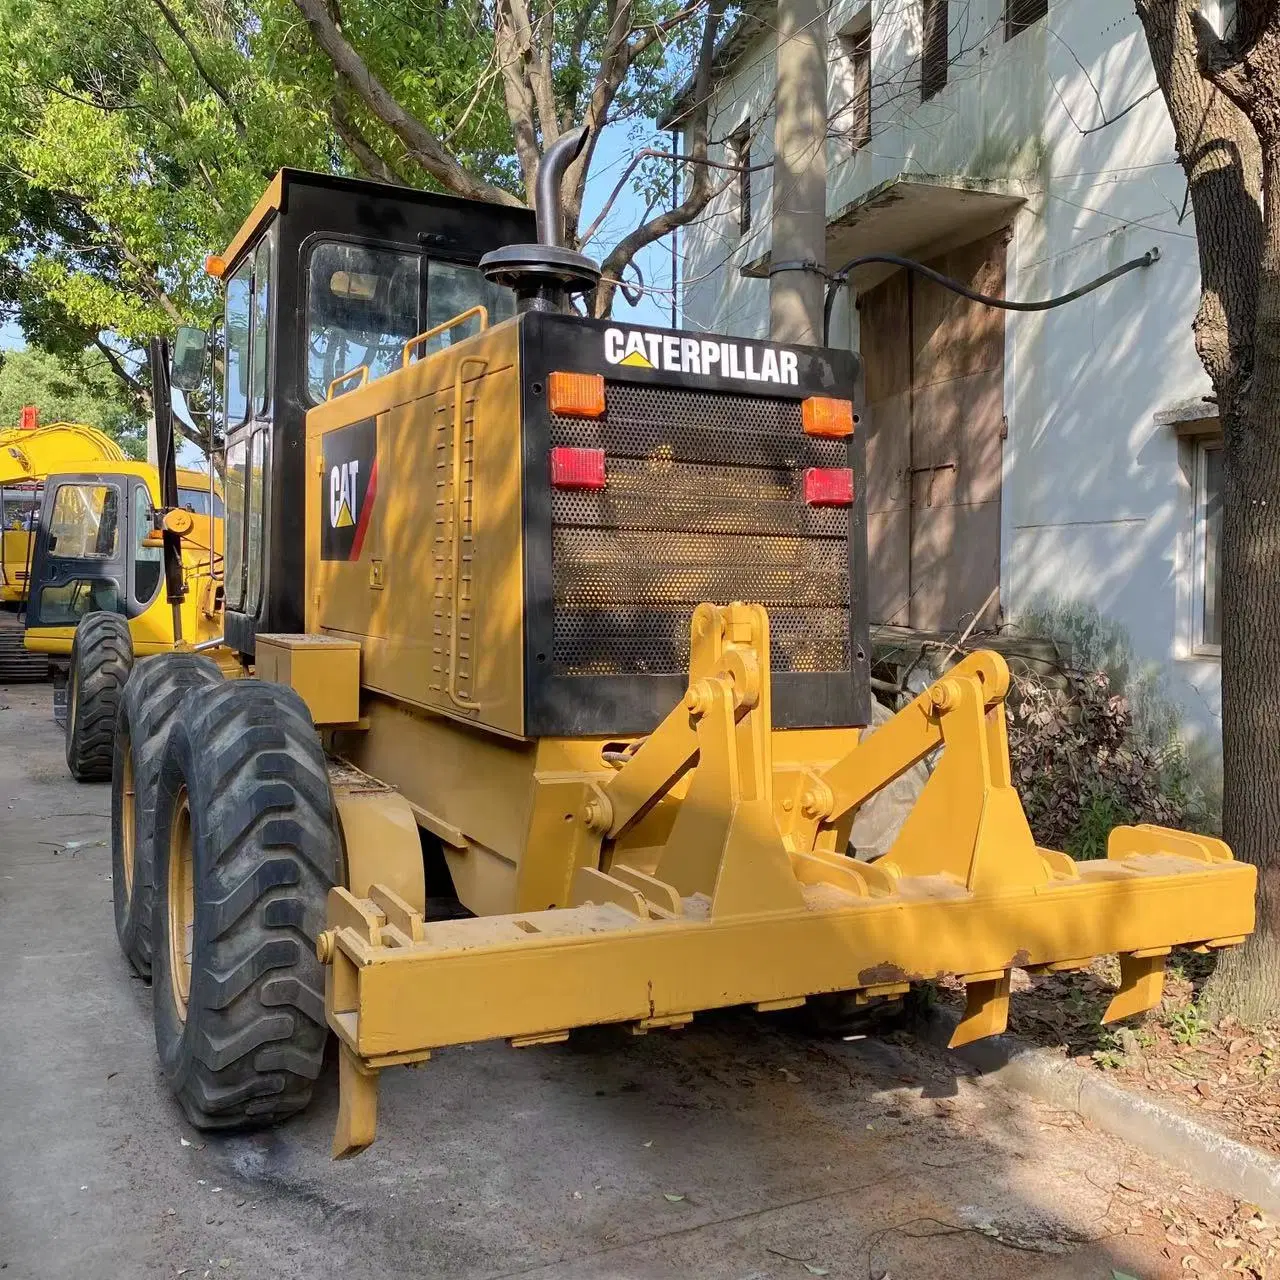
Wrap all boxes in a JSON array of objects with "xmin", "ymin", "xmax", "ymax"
[
  {"xmin": 18, "ymin": 342, "xmax": 226, "ymax": 779},
  {"xmin": 0, "ymin": 417, "xmax": 130, "ymax": 681}
]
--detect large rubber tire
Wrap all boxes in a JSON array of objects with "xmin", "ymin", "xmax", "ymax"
[
  {"xmin": 151, "ymin": 679, "xmax": 340, "ymax": 1130},
  {"xmin": 65, "ymin": 612, "xmax": 133, "ymax": 782},
  {"xmin": 111, "ymin": 653, "xmax": 223, "ymax": 978}
]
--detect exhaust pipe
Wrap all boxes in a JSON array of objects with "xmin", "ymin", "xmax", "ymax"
[
  {"xmin": 481, "ymin": 125, "xmax": 601, "ymax": 312},
  {"xmin": 535, "ymin": 125, "xmax": 589, "ymax": 249}
]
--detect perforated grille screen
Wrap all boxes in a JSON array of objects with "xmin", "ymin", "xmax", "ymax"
[{"xmin": 549, "ymin": 383, "xmax": 852, "ymax": 676}]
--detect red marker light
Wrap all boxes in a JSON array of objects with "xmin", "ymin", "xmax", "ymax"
[
  {"xmin": 804, "ymin": 467, "xmax": 854, "ymax": 506},
  {"xmin": 550, "ymin": 446, "xmax": 607, "ymax": 490}
]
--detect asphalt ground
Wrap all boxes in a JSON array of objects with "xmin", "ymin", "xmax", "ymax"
[{"xmin": 0, "ymin": 680, "xmax": 1221, "ymax": 1280}]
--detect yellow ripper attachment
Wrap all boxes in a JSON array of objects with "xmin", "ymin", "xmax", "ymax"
[{"xmin": 318, "ymin": 603, "xmax": 1256, "ymax": 1157}]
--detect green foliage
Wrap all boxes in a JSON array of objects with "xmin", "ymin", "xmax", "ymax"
[
  {"xmin": 0, "ymin": 345, "xmax": 146, "ymax": 457},
  {"xmin": 1166, "ymin": 1003, "xmax": 1211, "ymax": 1047},
  {"xmin": 0, "ymin": 0, "xmax": 520, "ymax": 370},
  {"xmin": 0, "ymin": 0, "xmax": 705, "ymax": 400},
  {"xmin": 1007, "ymin": 667, "xmax": 1189, "ymax": 859}
]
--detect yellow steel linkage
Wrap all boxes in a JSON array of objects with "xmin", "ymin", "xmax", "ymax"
[{"xmin": 317, "ymin": 603, "xmax": 1255, "ymax": 1158}]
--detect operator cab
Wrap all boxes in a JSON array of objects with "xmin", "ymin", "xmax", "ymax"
[
  {"xmin": 24, "ymin": 465, "xmax": 221, "ymax": 641},
  {"xmin": 207, "ymin": 170, "xmax": 534, "ymax": 657}
]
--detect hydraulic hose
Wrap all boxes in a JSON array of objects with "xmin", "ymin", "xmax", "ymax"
[
  {"xmin": 765, "ymin": 248, "xmax": 1161, "ymax": 345},
  {"xmin": 826, "ymin": 248, "xmax": 1159, "ymax": 344}
]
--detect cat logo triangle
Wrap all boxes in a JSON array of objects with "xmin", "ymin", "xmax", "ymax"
[
  {"xmin": 334, "ymin": 497, "xmax": 355, "ymax": 528},
  {"xmin": 619, "ymin": 350, "xmax": 653, "ymax": 368}
]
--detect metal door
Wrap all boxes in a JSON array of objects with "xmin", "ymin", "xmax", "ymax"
[{"xmin": 859, "ymin": 231, "xmax": 1006, "ymax": 632}]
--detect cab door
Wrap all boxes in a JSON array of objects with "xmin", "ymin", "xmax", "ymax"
[{"xmin": 25, "ymin": 473, "xmax": 166, "ymax": 649}]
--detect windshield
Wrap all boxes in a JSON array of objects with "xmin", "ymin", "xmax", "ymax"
[
  {"xmin": 48, "ymin": 483, "xmax": 120, "ymax": 559},
  {"xmin": 177, "ymin": 487, "xmax": 225, "ymax": 517},
  {"xmin": 306, "ymin": 242, "xmax": 419, "ymax": 402}
]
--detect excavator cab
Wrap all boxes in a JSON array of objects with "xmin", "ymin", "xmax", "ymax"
[{"xmin": 23, "ymin": 465, "xmax": 220, "ymax": 643}]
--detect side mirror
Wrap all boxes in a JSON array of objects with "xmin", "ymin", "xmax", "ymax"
[{"xmin": 171, "ymin": 325, "xmax": 210, "ymax": 391}]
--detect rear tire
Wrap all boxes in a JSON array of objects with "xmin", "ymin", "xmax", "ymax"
[
  {"xmin": 151, "ymin": 680, "xmax": 340, "ymax": 1130},
  {"xmin": 65, "ymin": 612, "xmax": 133, "ymax": 781},
  {"xmin": 111, "ymin": 653, "xmax": 223, "ymax": 977}
]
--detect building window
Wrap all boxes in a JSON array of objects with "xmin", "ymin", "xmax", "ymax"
[
  {"xmin": 1201, "ymin": 0, "xmax": 1237, "ymax": 39},
  {"xmin": 921, "ymin": 0, "xmax": 948, "ymax": 101},
  {"xmin": 1194, "ymin": 438, "xmax": 1223, "ymax": 653},
  {"xmin": 838, "ymin": 18, "xmax": 873, "ymax": 151},
  {"xmin": 1005, "ymin": 0, "xmax": 1047, "ymax": 39},
  {"xmin": 728, "ymin": 122, "xmax": 751, "ymax": 236}
]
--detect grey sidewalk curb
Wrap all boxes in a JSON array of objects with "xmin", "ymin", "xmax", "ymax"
[{"xmin": 915, "ymin": 1007, "xmax": 1280, "ymax": 1217}]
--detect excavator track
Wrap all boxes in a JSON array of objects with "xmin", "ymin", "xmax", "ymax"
[{"xmin": 0, "ymin": 612, "xmax": 48, "ymax": 683}]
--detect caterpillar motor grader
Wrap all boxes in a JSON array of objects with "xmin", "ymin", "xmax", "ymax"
[
  {"xmin": 109, "ymin": 132, "xmax": 1256, "ymax": 1159},
  {"xmin": 20, "ymin": 339, "xmax": 226, "ymax": 781}
]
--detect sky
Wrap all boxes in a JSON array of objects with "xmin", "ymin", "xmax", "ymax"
[
  {"xmin": 1, "ymin": 107, "xmax": 687, "ymax": 458},
  {"xmin": 581, "ymin": 121, "xmax": 684, "ymax": 330}
]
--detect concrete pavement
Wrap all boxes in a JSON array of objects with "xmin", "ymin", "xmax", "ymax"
[{"xmin": 0, "ymin": 681, "xmax": 1215, "ymax": 1279}]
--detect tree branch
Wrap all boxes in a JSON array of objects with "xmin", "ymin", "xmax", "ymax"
[
  {"xmin": 290, "ymin": 0, "xmax": 524, "ymax": 206},
  {"xmin": 593, "ymin": 0, "xmax": 726, "ymax": 317},
  {"xmin": 93, "ymin": 336, "xmax": 146, "ymax": 396},
  {"xmin": 494, "ymin": 0, "xmax": 544, "ymax": 199},
  {"xmin": 149, "ymin": 0, "xmax": 248, "ymax": 137},
  {"xmin": 331, "ymin": 99, "xmax": 402, "ymax": 183}
]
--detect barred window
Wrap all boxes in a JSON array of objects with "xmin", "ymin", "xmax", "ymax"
[
  {"xmin": 921, "ymin": 0, "xmax": 948, "ymax": 102},
  {"xmin": 843, "ymin": 24, "xmax": 872, "ymax": 151},
  {"xmin": 1005, "ymin": 0, "xmax": 1047, "ymax": 40},
  {"xmin": 728, "ymin": 123, "xmax": 752, "ymax": 236}
]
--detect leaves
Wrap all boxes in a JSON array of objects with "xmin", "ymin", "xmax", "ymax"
[
  {"xmin": 1006, "ymin": 666, "xmax": 1189, "ymax": 858},
  {"xmin": 0, "ymin": 346, "xmax": 144, "ymax": 450}
]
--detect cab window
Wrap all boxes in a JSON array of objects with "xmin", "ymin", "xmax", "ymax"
[
  {"xmin": 252, "ymin": 237, "xmax": 272, "ymax": 416},
  {"xmin": 37, "ymin": 579, "xmax": 120, "ymax": 624},
  {"xmin": 2, "ymin": 486, "xmax": 40, "ymax": 531},
  {"xmin": 225, "ymin": 258, "xmax": 252, "ymax": 427},
  {"xmin": 224, "ymin": 237, "xmax": 273, "ymax": 426},
  {"xmin": 177, "ymin": 487, "xmax": 225, "ymax": 517},
  {"xmin": 306, "ymin": 242, "xmax": 419, "ymax": 402},
  {"xmin": 132, "ymin": 486, "xmax": 162, "ymax": 606},
  {"xmin": 245, "ymin": 430, "xmax": 266, "ymax": 613},
  {"xmin": 48, "ymin": 484, "xmax": 120, "ymax": 559},
  {"xmin": 224, "ymin": 438, "xmax": 247, "ymax": 610},
  {"xmin": 422, "ymin": 260, "xmax": 514, "ymax": 357}
]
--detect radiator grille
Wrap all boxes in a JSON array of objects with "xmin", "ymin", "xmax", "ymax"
[{"xmin": 549, "ymin": 383, "xmax": 852, "ymax": 677}]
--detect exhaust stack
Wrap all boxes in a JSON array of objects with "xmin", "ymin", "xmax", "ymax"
[{"xmin": 480, "ymin": 126, "xmax": 601, "ymax": 312}]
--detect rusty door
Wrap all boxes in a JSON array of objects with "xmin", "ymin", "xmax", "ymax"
[{"xmin": 858, "ymin": 232, "xmax": 1006, "ymax": 631}]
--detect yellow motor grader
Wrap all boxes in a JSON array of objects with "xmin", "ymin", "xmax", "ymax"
[{"xmin": 109, "ymin": 132, "xmax": 1256, "ymax": 1158}]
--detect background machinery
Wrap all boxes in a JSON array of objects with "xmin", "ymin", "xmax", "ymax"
[
  {"xmin": 109, "ymin": 133, "xmax": 1256, "ymax": 1158},
  {"xmin": 0, "ymin": 417, "xmax": 128, "ymax": 681},
  {"xmin": 21, "ymin": 342, "xmax": 225, "ymax": 780}
]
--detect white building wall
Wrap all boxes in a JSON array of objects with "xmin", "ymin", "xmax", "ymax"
[{"xmin": 680, "ymin": 0, "xmax": 1223, "ymax": 769}]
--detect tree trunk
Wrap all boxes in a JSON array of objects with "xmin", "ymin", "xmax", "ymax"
[
  {"xmin": 1137, "ymin": 0, "xmax": 1280, "ymax": 1021},
  {"xmin": 1204, "ymin": 138, "xmax": 1280, "ymax": 1021}
]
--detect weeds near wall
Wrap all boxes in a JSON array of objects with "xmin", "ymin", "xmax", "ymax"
[{"xmin": 1006, "ymin": 667, "xmax": 1190, "ymax": 859}]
